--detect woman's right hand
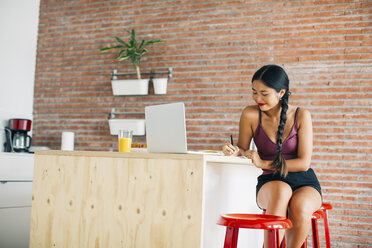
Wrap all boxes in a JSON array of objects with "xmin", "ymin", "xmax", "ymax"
[{"xmin": 222, "ymin": 142, "xmax": 240, "ymax": 156}]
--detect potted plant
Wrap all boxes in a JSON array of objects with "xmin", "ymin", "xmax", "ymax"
[{"xmin": 100, "ymin": 29, "xmax": 163, "ymax": 95}]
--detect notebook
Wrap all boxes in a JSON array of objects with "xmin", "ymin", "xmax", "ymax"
[{"xmin": 145, "ymin": 102, "xmax": 188, "ymax": 153}]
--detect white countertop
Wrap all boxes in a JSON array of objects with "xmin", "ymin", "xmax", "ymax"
[
  {"xmin": 0, "ymin": 152, "xmax": 34, "ymax": 157},
  {"xmin": 0, "ymin": 152, "xmax": 34, "ymax": 181}
]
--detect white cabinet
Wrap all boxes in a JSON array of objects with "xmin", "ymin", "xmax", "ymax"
[
  {"xmin": 0, "ymin": 182, "xmax": 33, "ymax": 208},
  {"xmin": 0, "ymin": 152, "xmax": 34, "ymax": 248},
  {"xmin": 0, "ymin": 207, "xmax": 32, "ymax": 248}
]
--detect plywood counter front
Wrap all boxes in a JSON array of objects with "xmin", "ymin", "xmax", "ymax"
[{"xmin": 30, "ymin": 150, "xmax": 262, "ymax": 248}]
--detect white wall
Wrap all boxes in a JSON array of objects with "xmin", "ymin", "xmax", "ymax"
[{"xmin": 0, "ymin": 0, "xmax": 40, "ymax": 151}]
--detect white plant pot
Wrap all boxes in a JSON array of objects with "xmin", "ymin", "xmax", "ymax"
[
  {"xmin": 108, "ymin": 119, "xmax": 145, "ymax": 136},
  {"xmin": 152, "ymin": 78, "xmax": 168, "ymax": 94},
  {"xmin": 111, "ymin": 79, "xmax": 149, "ymax": 95}
]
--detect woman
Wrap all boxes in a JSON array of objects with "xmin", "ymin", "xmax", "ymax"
[{"xmin": 222, "ymin": 64, "xmax": 322, "ymax": 248}]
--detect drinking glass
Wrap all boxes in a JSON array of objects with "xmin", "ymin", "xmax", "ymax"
[{"xmin": 118, "ymin": 130, "xmax": 133, "ymax": 152}]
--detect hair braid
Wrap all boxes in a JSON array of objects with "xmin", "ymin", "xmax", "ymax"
[
  {"xmin": 271, "ymin": 91, "xmax": 290, "ymax": 177},
  {"xmin": 252, "ymin": 64, "xmax": 291, "ymax": 177}
]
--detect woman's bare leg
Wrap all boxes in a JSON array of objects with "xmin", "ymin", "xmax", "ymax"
[
  {"xmin": 257, "ymin": 181, "xmax": 293, "ymax": 248},
  {"xmin": 286, "ymin": 186, "xmax": 322, "ymax": 248}
]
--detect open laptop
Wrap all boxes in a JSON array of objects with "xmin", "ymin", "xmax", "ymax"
[
  {"xmin": 144, "ymin": 102, "xmax": 237, "ymax": 157},
  {"xmin": 145, "ymin": 102, "xmax": 188, "ymax": 153}
]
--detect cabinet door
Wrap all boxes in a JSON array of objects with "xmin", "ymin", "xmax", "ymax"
[
  {"xmin": 0, "ymin": 207, "xmax": 31, "ymax": 248},
  {"xmin": 0, "ymin": 182, "xmax": 33, "ymax": 208},
  {"xmin": 0, "ymin": 153, "xmax": 34, "ymax": 181}
]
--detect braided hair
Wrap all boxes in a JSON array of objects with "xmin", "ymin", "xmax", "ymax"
[{"xmin": 252, "ymin": 65, "xmax": 290, "ymax": 177}]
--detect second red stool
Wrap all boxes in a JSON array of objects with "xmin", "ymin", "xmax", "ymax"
[{"xmin": 263, "ymin": 202, "xmax": 332, "ymax": 248}]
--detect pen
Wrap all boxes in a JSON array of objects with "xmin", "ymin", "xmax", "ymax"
[{"xmin": 230, "ymin": 135, "xmax": 234, "ymax": 146}]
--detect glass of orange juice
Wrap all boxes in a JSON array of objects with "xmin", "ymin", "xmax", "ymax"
[{"xmin": 118, "ymin": 130, "xmax": 133, "ymax": 152}]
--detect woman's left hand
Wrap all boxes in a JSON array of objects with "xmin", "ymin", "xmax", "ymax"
[{"xmin": 243, "ymin": 150, "xmax": 264, "ymax": 168}]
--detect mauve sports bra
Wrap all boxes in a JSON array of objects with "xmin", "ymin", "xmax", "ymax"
[{"xmin": 253, "ymin": 107, "xmax": 300, "ymax": 174}]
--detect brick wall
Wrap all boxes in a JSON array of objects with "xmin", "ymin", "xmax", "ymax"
[{"xmin": 33, "ymin": 0, "xmax": 371, "ymax": 247}]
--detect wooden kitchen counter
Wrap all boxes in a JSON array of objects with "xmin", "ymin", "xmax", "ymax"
[{"xmin": 30, "ymin": 150, "xmax": 262, "ymax": 248}]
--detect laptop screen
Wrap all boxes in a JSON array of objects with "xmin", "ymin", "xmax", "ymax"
[{"xmin": 145, "ymin": 102, "xmax": 188, "ymax": 153}]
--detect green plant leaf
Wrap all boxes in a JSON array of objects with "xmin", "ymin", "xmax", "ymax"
[
  {"xmin": 139, "ymin": 40, "xmax": 145, "ymax": 49},
  {"xmin": 117, "ymin": 55, "xmax": 130, "ymax": 61},
  {"xmin": 100, "ymin": 45, "xmax": 123, "ymax": 52},
  {"xmin": 141, "ymin": 48, "xmax": 148, "ymax": 55},
  {"xmin": 117, "ymin": 49, "xmax": 126, "ymax": 57},
  {"xmin": 115, "ymin": 36, "xmax": 129, "ymax": 47},
  {"xmin": 144, "ymin": 39, "xmax": 163, "ymax": 47}
]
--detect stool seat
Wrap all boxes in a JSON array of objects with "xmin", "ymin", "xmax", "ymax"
[
  {"xmin": 320, "ymin": 203, "xmax": 333, "ymax": 210},
  {"xmin": 217, "ymin": 213, "xmax": 293, "ymax": 248},
  {"xmin": 312, "ymin": 211, "xmax": 324, "ymax": 220},
  {"xmin": 218, "ymin": 213, "xmax": 292, "ymax": 230}
]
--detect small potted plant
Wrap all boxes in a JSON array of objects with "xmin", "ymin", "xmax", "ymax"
[{"xmin": 100, "ymin": 29, "xmax": 163, "ymax": 95}]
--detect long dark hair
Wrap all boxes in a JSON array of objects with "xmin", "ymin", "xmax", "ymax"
[{"xmin": 252, "ymin": 64, "xmax": 290, "ymax": 177}]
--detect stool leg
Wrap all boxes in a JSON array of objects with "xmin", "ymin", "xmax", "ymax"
[
  {"xmin": 280, "ymin": 236, "xmax": 286, "ymax": 248},
  {"xmin": 301, "ymin": 238, "xmax": 307, "ymax": 248},
  {"xmin": 323, "ymin": 209, "xmax": 331, "ymax": 248},
  {"xmin": 266, "ymin": 233, "xmax": 285, "ymax": 248},
  {"xmin": 311, "ymin": 219, "xmax": 320, "ymax": 248},
  {"xmin": 267, "ymin": 229, "xmax": 280, "ymax": 248},
  {"xmin": 224, "ymin": 227, "xmax": 239, "ymax": 248}
]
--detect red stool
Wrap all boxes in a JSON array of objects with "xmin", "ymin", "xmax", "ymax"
[
  {"xmin": 308, "ymin": 210, "xmax": 324, "ymax": 248},
  {"xmin": 261, "ymin": 210, "xmax": 323, "ymax": 248},
  {"xmin": 217, "ymin": 213, "xmax": 292, "ymax": 248},
  {"xmin": 319, "ymin": 203, "xmax": 332, "ymax": 248},
  {"xmin": 304, "ymin": 203, "xmax": 333, "ymax": 248},
  {"xmin": 263, "ymin": 202, "xmax": 332, "ymax": 248}
]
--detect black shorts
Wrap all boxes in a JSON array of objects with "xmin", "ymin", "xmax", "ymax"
[{"xmin": 256, "ymin": 168, "xmax": 322, "ymax": 208}]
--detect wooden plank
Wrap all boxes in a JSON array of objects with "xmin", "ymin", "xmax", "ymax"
[
  {"xmin": 34, "ymin": 150, "xmax": 205, "ymax": 161},
  {"xmin": 30, "ymin": 153, "xmax": 204, "ymax": 247},
  {"xmin": 34, "ymin": 150, "xmax": 253, "ymax": 165}
]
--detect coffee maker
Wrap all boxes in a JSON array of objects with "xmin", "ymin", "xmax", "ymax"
[{"xmin": 4, "ymin": 119, "xmax": 32, "ymax": 153}]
